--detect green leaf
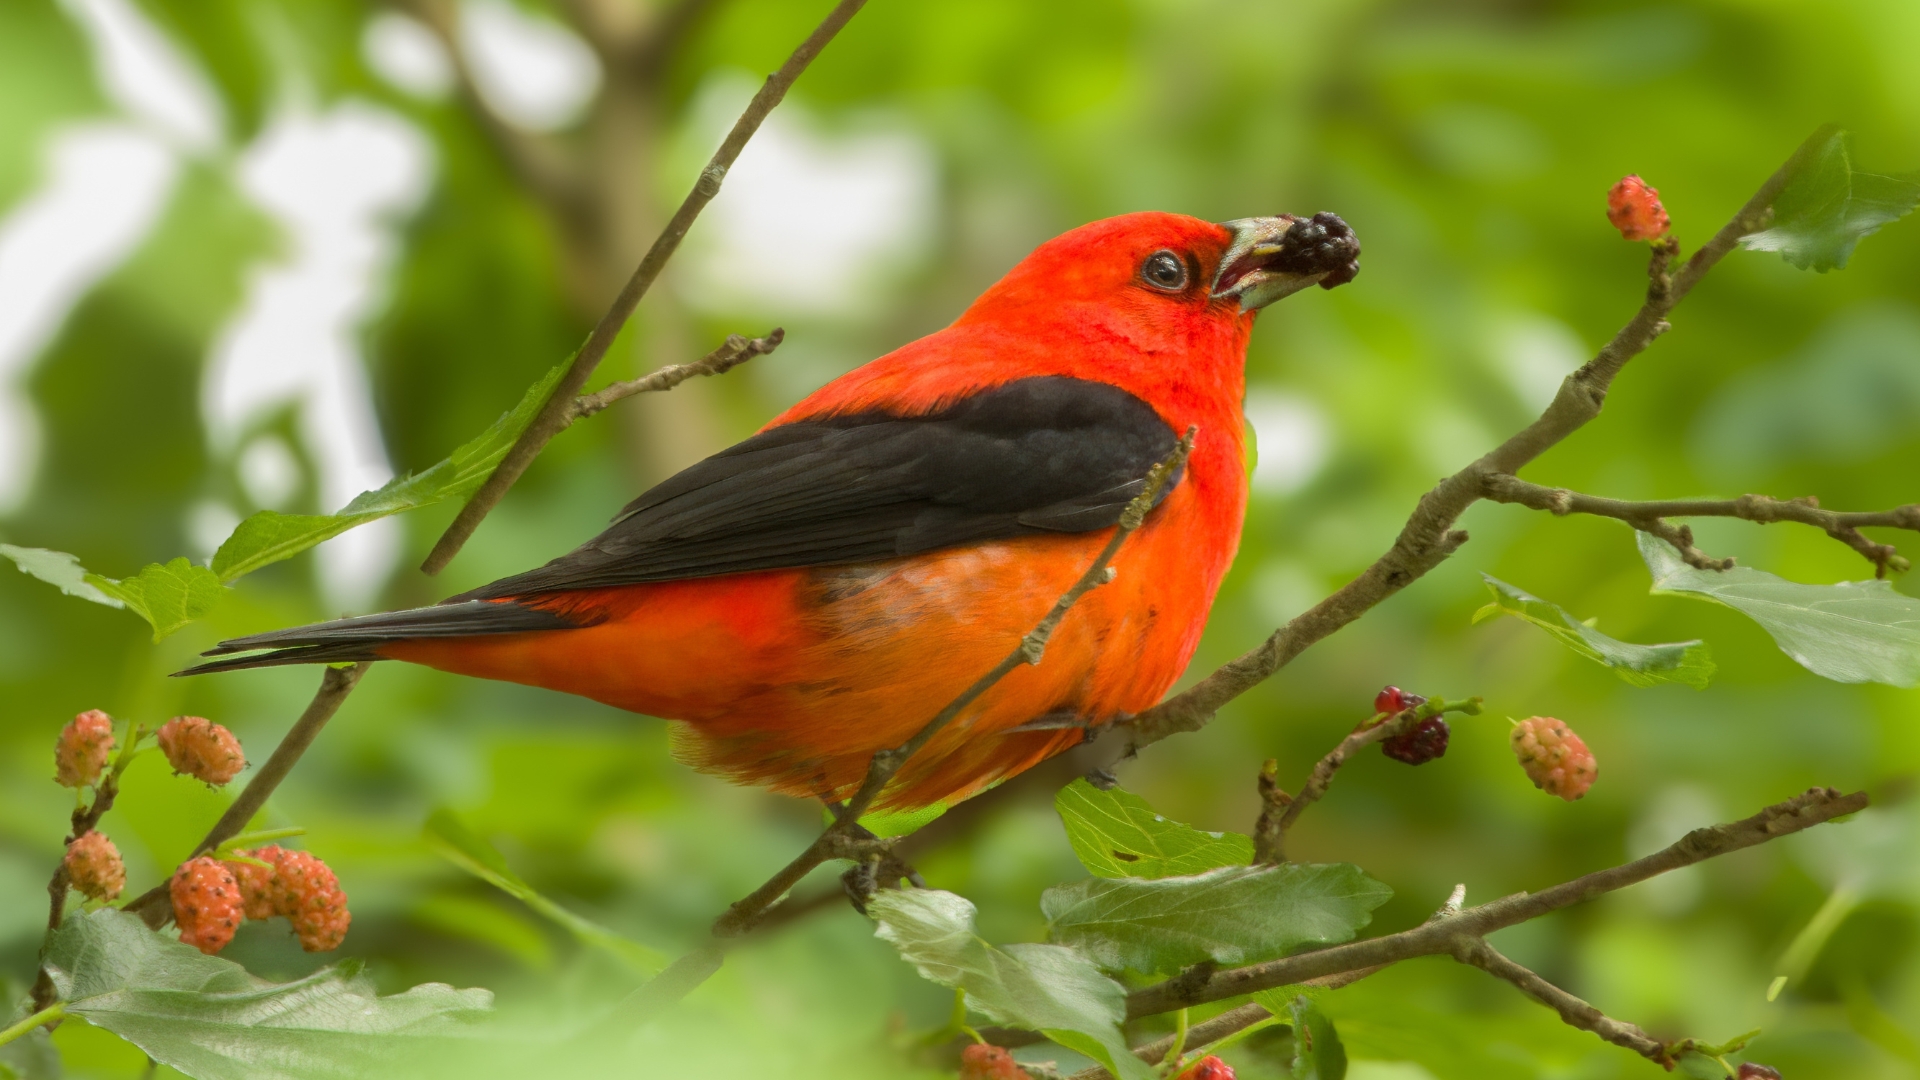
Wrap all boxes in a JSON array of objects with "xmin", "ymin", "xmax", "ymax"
[
  {"xmin": 1639, "ymin": 532, "xmax": 1920, "ymax": 687},
  {"xmin": 1055, "ymin": 779, "xmax": 1255, "ymax": 878},
  {"xmin": 1741, "ymin": 127, "xmax": 1920, "ymax": 272},
  {"xmin": 867, "ymin": 889, "xmax": 1152, "ymax": 1080},
  {"xmin": 1475, "ymin": 574, "xmax": 1715, "ymax": 688},
  {"xmin": 1042, "ymin": 864, "xmax": 1392, "ymax": 975},
  {"xmin": 210, "ymin": 361, "xmax": 568, "ymax": 583},
  {"xmin": 43, "ymin": 909, "xmax": 491, "ymax": 1080},
  {"xmin": 0, "ymin": 544, "xmax": 123, "ymax": 607},
  {"xmin": 88, "ymin": 558, "xmax": 230, "ymax": 641},
  {"xmin": 424, "ymin": 808, "xmax": 666, "ymax": 975},
  {"xmin": 1286, "ymin": 996, "xmax": 1347, "ymax": 1080}
]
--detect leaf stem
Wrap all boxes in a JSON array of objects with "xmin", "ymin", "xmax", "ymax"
[{"xmin": 0, "ymin": 1003, "xmax": 64, "ymax": 1049}]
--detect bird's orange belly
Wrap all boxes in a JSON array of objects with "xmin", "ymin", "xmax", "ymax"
[{"xmin": 386, "ymin": 520, "xmax": 1222, "ymax": 808}]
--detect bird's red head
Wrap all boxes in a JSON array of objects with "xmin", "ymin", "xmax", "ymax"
[{"xmin": 954, "ymin": 210, "xmax": 1359, "ymax": 349}]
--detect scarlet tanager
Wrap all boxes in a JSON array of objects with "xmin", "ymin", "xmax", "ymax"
[{"xmin": 186, "ymin": 211, "xmax": 1360, "ymax": 810}]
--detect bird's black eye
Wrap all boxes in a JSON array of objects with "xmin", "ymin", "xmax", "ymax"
[{"xmin": 1141, "ymin": 250, "xmax": 1189, "ymax": 292}]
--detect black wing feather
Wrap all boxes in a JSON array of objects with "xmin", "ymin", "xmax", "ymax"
[{"xmin": 455, "ymin": 376, "xmax": 1178, "ymax": 601}]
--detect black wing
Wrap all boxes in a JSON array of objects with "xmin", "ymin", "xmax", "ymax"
[{"xmin": 454, "ymin": 375, "xmax": 1179, "ymax": 600}]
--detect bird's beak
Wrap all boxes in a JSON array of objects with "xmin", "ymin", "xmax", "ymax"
[{"xmin": 1211, "ymin": 212, "xmax": 1360, "ymax": 311}]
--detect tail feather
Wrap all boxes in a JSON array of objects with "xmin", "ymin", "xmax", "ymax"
[{"xmin": 175, "ymin": 599, "xmax": 587, "ymax": 677}]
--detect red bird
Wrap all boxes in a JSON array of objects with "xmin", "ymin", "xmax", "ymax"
[{"xmin": 187, "ymin": 212, "xmax": 1358, "ymax": 809}]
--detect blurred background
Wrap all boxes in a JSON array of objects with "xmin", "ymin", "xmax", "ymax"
[{"xmin": 2, "ymin": 0, "xmax": 1917, "ymax": 1076}]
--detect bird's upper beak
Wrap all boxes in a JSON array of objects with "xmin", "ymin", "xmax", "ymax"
[{"xmin": 1211, "ymin": 212, "xmax": 1361, "ymax": 311}]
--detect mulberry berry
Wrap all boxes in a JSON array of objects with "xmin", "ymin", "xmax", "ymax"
[
  {"xmin": 958, "ymin": 1042, "xmax": 1023, "ymax": 1080},
  {"xmin": 156, "ymin": 716, "xmax": 245, "ymax": 786},
  {"xmin": 1382, "ymin": 716, "xmax": 1450, "ymax": 765},
  {"xmin": 1373, "ymin": 686, "xmax": 1425, "ymax": 716},
  {"xmin": 1735, "ymin": 1066, "xmax": 1782, "ymax": 1080},
  {"xmin": 64, "ymin": 830, "xmax": 125, "ymax": 901},
  {"xmin": 171, "ymin": 856, "xmax": 243, "ymax": 954},
  {"xmin": 54, "ymin": 709, "xmax": 115, "ymax": 788},
  {"xmin": 1176, "ymin": 1056, "xmax": 1235, "ymax": 1080},
  {"xmin": 1606, "ymin": 175, "xmax": 1670, "ymax": 241},
  {"xmin": 270, "ymin": 848, "xmax": 351, "ymax": 952},
  {"xmin": 231, "ymin": 844, "xmax": 288, "ymax": 920},
  {"xmin": 1511, "ymin": 716, "xmax": 1597, "ymax": 800}
]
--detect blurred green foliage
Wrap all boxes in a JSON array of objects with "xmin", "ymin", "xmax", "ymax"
[{"xmin": 2, "ymin": 0, "xmax": 1918, "ymax": 1077}]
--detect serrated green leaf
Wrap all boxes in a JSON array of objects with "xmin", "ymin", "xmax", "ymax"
[
  {"xmin": 1741, "ymin": 127, "xmax": 1920, "ymax": 272},
  {"xmin": 1042, "ymin": 864, "xmax": 1392, "ymax": 975},
  {"xmin": 88, "ymin": 558, "xmax": 229, "ymax": 641},
  {"xmin": 424, "ymin": 808, "xmax": 665, "ymax": 975},
  {"xmin": 1055, "ymin": 779, "xmax": 1254, "ymax": 878},
  {"xmin": 210, "ymin": 360, "xmax": 568, "ymax": 582},
  {"xmin": 867, "ymin": 890, "xmax": 1151, "ymax": 1080},
  {"xmin": 43, "ymin": 909, "xmax": 491, "ymax": 1080},
  {"xmin": 0, "ymin": 544, "xmax": 123, "ymax": 607},
  {"xmin": 1287, "ymin": 996, "xmax": 1347, "ymax": 1080},
  {"xmin": 1639, "ymin": 532, "xmax": 1920, "ymax": 687},
  {"xmin": 1477, "ymin": 574, "xmax": 1715, "ymax": 688}
]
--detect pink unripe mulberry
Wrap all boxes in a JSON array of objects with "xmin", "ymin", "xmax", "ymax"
[
  {"xmin": 232, "ymin": 844, "xmax": 287, "ymax": 920},
  {"xmin": 1607, "ymin": 175, "xmax": 1670, "ymax": 241},
  {"xmin": 269, "ymin": 849, "xmax": 351, "ymax": 952},
  {"xmin": 1511, "ymin": 716, "xmax": 1597, "ymax": 800},
  {"xmin": 156, "ymin": 716, "xmax": 245, "ymax": 786},
  {"xmin": 55, "ymin": 709, "xmax": 115, "ymax": 788},
  {"xmin": 1176, "ymin": 1056, "xmax": 1236, "ymax": 1080},
  {"xmin": 64, "ymin": 830, "xmax": 125, "ymax": 901},
  {"xmin": 1736, "ymin": 1065, "xmax": 1782, "ymax": 1080},
  {"xmin": 958, "ymin": 1043, "xmax": 1023, "ymax": 1080},
  {"xmin": 171, "ymin": 856, "xmax": 243, "ymax": 954}
]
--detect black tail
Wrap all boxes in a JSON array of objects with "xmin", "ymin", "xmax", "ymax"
[{"xmin": 175, "ymin": 600, "xmax": 586, "ymax": 676}]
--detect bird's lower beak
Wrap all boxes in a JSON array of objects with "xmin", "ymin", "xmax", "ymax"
[{"xmin": 1211, "ymin": 212, "xmax": 1360, "ymax": 311}]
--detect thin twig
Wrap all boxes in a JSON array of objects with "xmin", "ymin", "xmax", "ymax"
[
  {"xmin": 711, "ymin": 430, "xmax": 1195, "ymax": 940},
  {"xmin": 1118, "ymin": 125, "xmax": 1838, "ymax": 758},
  {"xmin": 1259, "ymin": 698, "xmax": 1480, "ymax": 863},
  {"xmin": 571, "ymin": 329, "xmax": 783, "ymax": 419},
  {"xmin": 1484, "ymin": 474, "xmax": 1920, "ymax": 577},
  {"xmin": 1058, "ymin": 968, "xmax": 1382, "ymax": 1079},
  {"xmin": 124, "ymin": 663, "xmax": 368, "ymax": 926},
  {"xmin": 421, "ymin": 0, "xmax": 869, "ymax": 575},
  {"xmin": 1451, "ymin": 937, "xmax": 1670, "ymax": 1062},
  {"xmin": 1124, "ymin": 785, "xmax": 1865, "ymax": 1018}
]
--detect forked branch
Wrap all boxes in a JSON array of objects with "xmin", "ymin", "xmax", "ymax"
[
  {"xmin": 421, "ymin": 0, "xmax": 869, "ymax": 575},
  {"xmin": 1484, "ymin": 474, "xmax": 1920, "ymax": 577},
  {"xmin": 1118, "ymin": 126, "xmax": 1839, "ymax": 758}
]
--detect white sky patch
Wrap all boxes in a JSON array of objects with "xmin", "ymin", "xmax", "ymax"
[
  {"xmin": 458, "ymin": 0, "xmax": 599, "ymax": 132},
  {"xmin": 60, "ymin": 0, "xmax": 222, "ymax": 150},
  {"xmin": 363, "ymin": 12, "xmax": 454, "ymax": 101},
  {"xmin": 1244, "ymin": 388, "xmax": 1330, "ymax": 496},
  {"xmin": 0, "ymin": 125, "xmax": 178, "ymax": 511},
  {"xmin": 238, "ymin": 433, "xmax": 301, "ymax": 509},
  {"xmin": 678, "ymin": 72, "xmax": 937, "ymax": 318},
  {"xmin": 1493, "ymin": 313, "xmax": 1585, "ymax": 412},
  {"xmin": 205, "ymin": 102, "xmax": 433, "ymax": 608}
]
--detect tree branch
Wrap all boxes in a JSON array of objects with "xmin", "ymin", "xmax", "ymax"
[
  {"xmin": 421, "ymin": 0, "xmax": 869, "ymax": 576},
  {"xmin": 1254, "ymin": 697, "xmax": 1480, "ymax": 864},
  {"xmin": 1117, "ymin": 125, "xmax": 1838, "ymax": 759},
  {"xmin": 571, "ymin": 329, "xmax": 782, "ymax": 419},
  {"xmin": 1451, "ymin": 937, "xmax": 1672, "ymax": 1063},
  {"xmin": 1123, "ymin": 785, "xmax": 1865, "ymax": 1018},
  {"xmin": 1484, "ymin": 474, "xmax": 1920, "ymax": 577},
  {"xmin": 124, "ymin": 663, "xmax": 369, "ymax": 927}
]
